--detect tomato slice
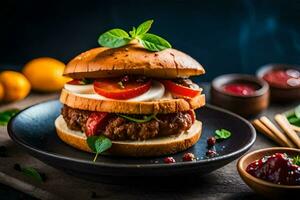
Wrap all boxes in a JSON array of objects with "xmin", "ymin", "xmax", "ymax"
[
  {"xmin": 85, "ymin": 112, "xmax": 109, "ymax": 137},
  {"xmin": 94, "ymin": 78, "xmax": 152, "ymax": 100},
  {"xmin": 161, "ymin": 80, "xmax": 200, "ymax": 98}
]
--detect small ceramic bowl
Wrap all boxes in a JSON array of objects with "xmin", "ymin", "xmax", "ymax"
[
  {"xmin": 211, "ymin": 74, "xmax": 269, "ymax": 117},
  {"xmin": 257, "ymin": 64, "xmax": 300, "ymax": 102},
  {"xmin": 237, "ymin": 147, "xmax": 300, "ymax": 198}
]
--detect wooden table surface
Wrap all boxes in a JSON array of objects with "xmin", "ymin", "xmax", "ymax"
[{"xmin": 0, "ymin": 84, "xmax": 299, "ymax": 200}]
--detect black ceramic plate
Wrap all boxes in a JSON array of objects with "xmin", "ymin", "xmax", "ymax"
[{"xmin": 8, "ymin": 100, "xmax": 255, "ymax": 183}]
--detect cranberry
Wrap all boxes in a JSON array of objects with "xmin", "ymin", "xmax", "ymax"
[
  {"xmin": 206, "ymin": 150, "xmax": 217, "ymax": 157},
  {"xmin": 207, "ymin": 137, "xmax": 216, "ymax": 146},
  {"xmin": 246, "ymin": 153, "xmax": 300, "ymax": 185},
  {"xmin": 182, "ymin": 153, "xmax": 195, "ymax": 161},
  {"xmin": 121, "ymin": 75, "xmax": 129, "ymax": 83},
  {"xmin": 163, "ymin": 157, "xmax": 176, "ymax": 164}
]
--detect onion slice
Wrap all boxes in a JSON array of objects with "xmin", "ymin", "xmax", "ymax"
[{"xmin": 64, "ymin": 84, "xmax": 94, "ymax": 94}]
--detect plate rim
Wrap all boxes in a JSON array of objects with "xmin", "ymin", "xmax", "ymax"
[{"xmin": 7, "ymin": 100, "xmax": 256, "ymax": 169}]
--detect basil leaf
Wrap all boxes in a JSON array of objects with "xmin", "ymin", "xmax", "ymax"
[
  {"xmin": 95, "ymin": 136, "xmax": 112, "ymax": 154},
  {"xmin": 138, "ymin": 33, "xmax": 172, "ymax": 51},
  {"xmin": 93, "ymin": 136, "xmax": 112, "ymax": 162},
  {"xmin": 288, "ymin": 116, "xmax": 300, "ymax": 124},
  {"xmin": 87, "ymin": 136, "xmax": 98, "ymax": 152},
  {"xmin": 87, "ymin": 136, "xmax": 112, "ymax": 162},
  {"xmin": 287, "ymin": 113, "xmax": 300, "ymax": 127},
  {"xmin": 129, "ymin": 27, "xmax": 137, "ymax": 37},
  {"xmin": 293, "ymin": 155, "xmax": 300, "ymax": 166},
  {"xmin": 117, "ymin": 113, "xmax": 157, "ymax": 123},
  {"xmin": 21, "ymin": 167, "xmax": 43, "ymax": 183},
  {"xmin": 295, "ymin": 105, "xmax": 300, "ymax": 119},
  {"xmin": 215, "ymin": 129, "xmax": 231, "ymax": 140},
  {"xmin": 97, "ymin": 20, "xmax": 172, "ymax": 51},
  {"xmin": 0, "ymin": 109, "xmax": 20, "ymax": 126},
  {"xmin": 135, "ymin": 20, "xmax": 153, "ymax": 36},
  {"xmin": 98, "ymin": 28, "xmax": 131, "ymax": 48}
]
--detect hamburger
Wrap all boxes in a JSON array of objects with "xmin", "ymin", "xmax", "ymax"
[{"xmin": 55, "ymin": 21, "xmax": 205, "ymax": 157}]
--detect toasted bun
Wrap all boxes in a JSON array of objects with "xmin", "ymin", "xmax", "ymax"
[
  {"xmin": 63, "ymin": 43, "xmax": 205, "ymax": 79},
  {"xmin": 55, "ymin": 115, "xmax": 202, "ymax": 157},
  {"xmin": 60, "ymin": 89, "xmax": 205, "ymax": 114}
]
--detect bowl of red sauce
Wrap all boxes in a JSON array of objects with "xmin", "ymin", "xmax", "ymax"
[
  {"xmin": 211, "ymin": 74, "xmax": 269, "ymax": 117},
  {"xmin": 237, "ymin": 148, "xmax": 300, "ymax": 198},
  {"xmin": 257, "ymin": 64, "xmax": 300, "ymax": 102}
]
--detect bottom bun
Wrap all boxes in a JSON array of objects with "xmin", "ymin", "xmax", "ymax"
[{"xmin": 55, "ymin": 115, "xmax": 202, "ymax": 157}]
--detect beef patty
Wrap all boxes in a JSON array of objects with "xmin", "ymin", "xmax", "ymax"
[{"xmin": 61, "ymin": 105, "xmax": 194, "ymax": 141}]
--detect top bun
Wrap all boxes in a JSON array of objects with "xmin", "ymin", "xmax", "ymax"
[{"xmin": 63, "ymin": 43, "xmax": 205, "ymax": 79}]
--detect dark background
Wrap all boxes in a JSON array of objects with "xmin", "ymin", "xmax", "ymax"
[
  {"xmin": 0, "ymin": 1, "xmax": 299, "ymax": 198},
  {"xmin": 1, "ymin": 0, "xmax": 300, "ymax": 81}
]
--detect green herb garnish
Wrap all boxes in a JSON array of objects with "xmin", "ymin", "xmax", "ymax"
[
  {"xmin": 287, "ymin": 105, "xmax": 300, "ymax": 127},
  {"xmin": 292, "ymin": 155, "xmax": 300, "ymax": 166},
  {"xmin": 215, "ymin": 129, "xmax": 232, "ymax": 140},
  {"xmin": 0, "ymin": 109, "xmax": 20, "ymax": 126},
  {"xmin": 288, "ymin": 116, "xmax": 300, "ymax": 125},
  {"xmin": 117, "ymin": 113, "xmax": 158, "ymax": 123},
  {"xmin": 87, "ymin": 135, "xmax": 112, "ymax": 162},
  {"xmin": 21, "ymin": 166, "xmax": 43, "ymax": 183},
  {"xmin": 98, "ymin": 20, "xmax": 172, "ymax": 51}
]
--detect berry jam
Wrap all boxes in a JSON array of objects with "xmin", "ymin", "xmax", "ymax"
[
  {"xmin": 263, "ymin": 69, "xmax": 300, "ymax": 88},
  {"xmin": 246, "ymin": 153, "xmax": 300, "ymax": 185}
]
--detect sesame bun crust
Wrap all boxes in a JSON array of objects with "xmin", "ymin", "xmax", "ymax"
[
  {"xmin": 55, "ymin": 115, "xmax": 202, "ymax": 157},
  {"xmin": 63, "ymin": 44, "xmax": 205, "ymax": 79}
]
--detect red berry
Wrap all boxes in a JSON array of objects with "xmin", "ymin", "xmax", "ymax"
[
  {"xmin": 182, "ymin": 153, "xmax": 195, "ymax": 161},
  {"xmin": 121, "ymin": 75, "xmax": 129, "ymax": 83},
  {"xmin": 206, "ymin": 150, "xmax": 217, "ymax": 157},
  {"xmin": 163, "ymin": 157, "xmax": 176, "ymax": 164},
  {"xmin": 207, "ymin": 137, "xmax": 216, "ymax": 146}
]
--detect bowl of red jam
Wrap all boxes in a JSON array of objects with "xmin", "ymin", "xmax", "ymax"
[
  {"xmin": 257, "ymin": 64, "xmax": 300, "ymax": 102},
  {"xmin": 211, "ymin": 74, "xmax": 269, "ymax": 117},
  {"xmin": 237, "ymin": 147, "xmax": 300, "ymax": 198}
]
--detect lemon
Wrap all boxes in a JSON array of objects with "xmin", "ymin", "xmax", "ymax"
[
  {"xmin": 0, "ymin": 71, "xmax": 31, "ymax": 101},
  {"xmin": 0, "ymin": 83, "xmax": 4, "ymax": 101},
  {"xmin": 23, "ymin": 57, "xmax": 71, "ymax": 92}
]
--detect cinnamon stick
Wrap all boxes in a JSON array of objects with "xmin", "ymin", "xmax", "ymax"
[
  {"xmin": 275, "ymin": 114, "xmax": 300, "ymax": 149},
  {"xmin": 252, "ymin": 119, "xmax": 287, "ymax": 147},
  {"xmin": 291, "ymin": 124, "xmax": 300, "ymax": 133},
  {"xmin": 260, "ymin": 116, "xmax": 296, "ymax": 148}
]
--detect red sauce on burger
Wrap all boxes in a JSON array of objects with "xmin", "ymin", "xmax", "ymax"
[
  {"xmin": 262, "ymin": 69, "xmax": 300, "ymax": 88},
  {"xmin": 223, "ymin": 83, "xmax": 257, "ymax": 96}
]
